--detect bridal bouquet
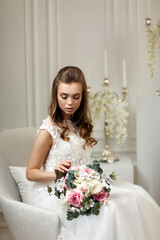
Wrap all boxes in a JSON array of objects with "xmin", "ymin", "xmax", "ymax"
[{"xmin": 48, "ymin": 160, "xmax": 117, "ymax": 221}]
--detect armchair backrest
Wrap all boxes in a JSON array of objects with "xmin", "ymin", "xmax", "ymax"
[{"xmin": 0, "ymin": 128, "xmax": 37, "ymax": 200}]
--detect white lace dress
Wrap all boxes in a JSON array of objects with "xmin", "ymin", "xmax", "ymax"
[{"xmin": 30, "ymin": 116, "xmax": 160, "ymax": 240}]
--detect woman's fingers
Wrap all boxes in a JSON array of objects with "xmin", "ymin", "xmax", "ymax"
[
  {"xmin": 55, "ymin": 164, "xmax": 70, "ymax": 172},
  {"xmin": 59, "ymin": 165, "xmax": 69, "ymax": 172},
  {"xmin": 60, "ymin": 160, "xmax": 71, "ymax": 168},
  {"xmin": 54, "ymin": 160, "xmax": 71, "ymax": 173},
  {"xmin": 63, "ymin": 162, "xmax": 71, "ymax": 168}
]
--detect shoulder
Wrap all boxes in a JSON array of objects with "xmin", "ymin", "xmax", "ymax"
[
  {"xmin": 42, "ymin": 116, "xmax": 56, "ymax": 127},
  {"xmin": 37, "ymin": 116, "xmax": 57, "ymax": 140},
  {"xmin": 36, "ymin": 129, "xmax": 53, "ymax": 147}
]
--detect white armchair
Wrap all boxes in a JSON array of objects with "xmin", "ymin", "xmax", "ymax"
[{"xmin": 0, "ymin": 128, "xmax": 60, "ymax": 240}]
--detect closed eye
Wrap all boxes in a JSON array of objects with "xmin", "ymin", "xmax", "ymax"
[
  {"xmin": 60, "ymin": 94, "xmax": 81, "ymax": 100},
  {"xmin": 73, "ymin": 96, "xmax": 80, "ymax": 100},
  {"xmin": 61, "ymin": 96, "xmax": 67, "ymax": 99}
]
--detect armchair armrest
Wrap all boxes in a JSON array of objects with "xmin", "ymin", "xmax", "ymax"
[{"xmin": 0, "ymin": 195, "xmax": 60, "ymax": 240}]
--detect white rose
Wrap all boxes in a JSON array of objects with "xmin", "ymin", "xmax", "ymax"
[
  {"xmin": 103, "ymin": 199, "xmax": 108, "ymax": 205},
  {"xmin": 89, "ymin": 180, "xmax": 103, "ymax": 195}
]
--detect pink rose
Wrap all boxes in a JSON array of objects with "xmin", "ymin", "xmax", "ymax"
[
  {"xmin": 93, "ymin": 189, "xmax": 109, "ymax": 202},
  {"xmin": 68, "ymin": 189, "xmax": 84, "ymax": 207},
  {"xmin": 84, "ymin": 168, "xmax": 92, "ymax": 175},
  {"xmin": 63, "ymin": 176, "xmax": 68, "ymax": 190},
  {"xmin": 81, "ymin": 187, "xmax": 87, "ymax": 193}
]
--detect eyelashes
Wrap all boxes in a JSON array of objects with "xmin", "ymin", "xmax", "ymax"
[{"xmin": 61, "ymin": 96, "xmax": 80, "ymax": 100}]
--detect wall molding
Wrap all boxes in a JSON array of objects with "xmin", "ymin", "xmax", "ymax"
[
  {"xmin": 24, "ymin": 0, "xmax": 58, "ymax": 127},
  {"xmin": 24, "ymin": 0, "xmax": 35, "ymax": 126}
]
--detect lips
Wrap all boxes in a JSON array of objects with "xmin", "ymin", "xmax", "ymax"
[{"xmin": 66, "ymin": 108, "xmax": 74, "ymax": 112}]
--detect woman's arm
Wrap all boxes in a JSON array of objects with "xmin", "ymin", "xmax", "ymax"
[{"xmin": 26, "ymin": 130, "xmax": 71, "ymax": 182}]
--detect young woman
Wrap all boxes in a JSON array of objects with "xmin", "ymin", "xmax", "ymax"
[{"xmin": 27, "ymin": 66, "xmax": 160, "ymax": 240}]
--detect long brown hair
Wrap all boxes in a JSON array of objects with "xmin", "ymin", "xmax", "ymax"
[{"xmin": 48, "ymin": 66, "xmax": 97, "ymax": 148}]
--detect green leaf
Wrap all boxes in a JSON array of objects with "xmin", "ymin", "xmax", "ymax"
[
  {"xmin": 86, "ymin": 209, "xmax": 91, "ymax": 216},
  {"xmin": 73, "ymin": 212, "xmax": 79, "ymax": 219},
  {"xmin": 65, "ymin": 178, "xmax": 71, "ymax": 185},
  {"xmin": 92, "ymin": 166, "xmax": 98, "ymax": 171},
  {"xmin": 68, "ymin": 174, "xmax": 75, "ymax": 181},
  {"xmin": 67, "ymin": 215, "xmax": 73, "ymax": 221},
  {"xmin": 54, "ymin": 191, "xmax": 59, "ymax": 197},
  {"xmin": 83, "ymin": 197, "xmax": 91, "ymax": 203},
  {"xmin": 94, "ymin": 202, "xmax": 101, "ymax": 210},
  {"xmin": 81, "ymin": 202, "xmax": 85, "ymax": 208},
  {"xmin": 91, "ymin": 209, "xmax": 96, "ymax": 214},
  {"xmin": 105, "ymin": 187, "xmax": 111, "ymax": 193},
  {"xmin": 47, "ymin": 186, "xmax": 52, "ymax": 193},
  {"xmin": 92, "ymin": 208, "xmax": 100, "ymax": 215},
  {"xmin": 94, "ymin": 209, "xmax": 100, "ymax": 215},
  {"xmin": 98, "ymin": 167, "xmax": 103, "ymax": 174},
  {"xmin": 80, "ymin": 211, "xmax": 85, "ymax": 215},
  {"xmin": 55, "ymin": 170, "xmax": 65, "ymax": 182},
  {"xmin": 70, "ymin": 182, "xmax": 76, "ymax": 189},
  {"xmin": 86, "ymin": 164, "xmax": 92, "ymax": 169},
  {"xmin": 68, "ymin": 170, "xmax": 74, "ymax": 175},
  {"xmin": 67, "ymin": 211, "xmax": 74, "ymax": 220},
  {"xmin": 66, "ymin": 182, "xmax": 71, "ymax": 190},
  {"xmin": 110, "ymin": 171, "xmax": 117, "ymax": 181},
  {"xmin": 92, "ymin": 160, "xmax": 100, "ymax": 167}
]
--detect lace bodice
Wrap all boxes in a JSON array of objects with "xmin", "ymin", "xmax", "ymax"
[{"xmin": 38, "ymin": 116, "xmax": 91, "ymax": 171}]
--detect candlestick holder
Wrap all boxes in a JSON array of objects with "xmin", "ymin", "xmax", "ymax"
[
  {"xmin": 87, "ymin": 86, "xmax": 91, "ymax": 94},
  {"xmin": 113, "ymin": 87, "xmax": 128, "ymax": 103},
  {"xmin": 145, "ymin": 18, "xmax": 151, "ymax": 26},
  {"xmin": 97, "ymin": 78, "xmax": 128, "ymax": 163},
  {"xmin": 155, "ymin": 89, "xmax": 160, "ymax": 97}
]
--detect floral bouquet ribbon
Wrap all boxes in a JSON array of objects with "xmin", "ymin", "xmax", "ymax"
[{"xmin": 48, "ymin": 160, "xmax": 117, "ymax": 221}]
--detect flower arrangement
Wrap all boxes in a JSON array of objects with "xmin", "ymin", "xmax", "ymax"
[
  {"xmin": 115, "ymin": 101, "xmax": 129, "ymax": 146},
  {"xmin": 48, "ymin": 160, "xmax": 117, "ymax": 221},
  {"xmin": 89, "ymin": 85, "xmax": 129, "ymax": 147},
  {"xmin": 146, "ymin": 24, "xmax": 160, "ymax": 79}
]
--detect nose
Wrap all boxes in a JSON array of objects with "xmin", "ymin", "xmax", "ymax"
[{"xmin": 67, "ymin": 97, "xmax": 73, "ymax": 105}]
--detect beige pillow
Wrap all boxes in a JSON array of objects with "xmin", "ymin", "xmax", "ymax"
[{"xmin": 9, "ymin": 166, "xmax": 34, "ymax": 203}]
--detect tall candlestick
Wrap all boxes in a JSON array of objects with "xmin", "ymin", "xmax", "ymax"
[
  {"xmin": 147, "ymin": 0, "xmax": 150, "ymax": 18},
  {"xmin": 86, "ymin": 60, "xmax": 91, "ymax": 86},
  {"xmin": 122, "ymin": 59, "xmax": 127, "ymax": 88},
  {"xmin": 104, "ymin": 49, "xmax": 108, "ymax": 79}
]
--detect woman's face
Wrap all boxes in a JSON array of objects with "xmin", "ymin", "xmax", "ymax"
[{"xmin": 57, "ymin": 82, "xmax": 82, "ymax": 120}]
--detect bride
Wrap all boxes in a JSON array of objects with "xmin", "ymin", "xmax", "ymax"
[{"xmin": 26, "ymin": 66, "xmax": 160, "ymax": 240}]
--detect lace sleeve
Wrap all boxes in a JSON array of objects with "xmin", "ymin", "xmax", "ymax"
[{"xmin": 37, "ymin": 116, "xmax": 56, "ymax": 140}]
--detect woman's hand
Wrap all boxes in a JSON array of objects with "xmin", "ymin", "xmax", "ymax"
[
  {"xmin": 54, "ymin": 160, "xmax": 71, "ymax": 173},
  {"xmin": 54, "ymin": 160, "xmax": 71, "ymax": 181}
]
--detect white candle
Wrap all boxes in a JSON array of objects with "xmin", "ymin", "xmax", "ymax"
[
  {"xmin": 122, "ymin": 59, "xmax": 127, "ymax": 88},
  {"xmin": 147, "ymin": 0, "xmax": 150, "ymax": 18},
  {"xmin": 86, "ymin": 60, "xmax": 91, "ymax": 86},
  {"xmin": 104, "ymin": 49, "xmax": 108, "ymax": 79}
]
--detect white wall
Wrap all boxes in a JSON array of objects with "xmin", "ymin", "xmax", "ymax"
[
  {"xmin": 0, "ymin": 0, "xmax": 160, "ymax": 159},
  {"xmin": 137, "ymin": 96, "xmax": 160, "ymax": 204},
  {"xmin": 0, "ymin": 0, "xmax": 27, "ymax": 128}
]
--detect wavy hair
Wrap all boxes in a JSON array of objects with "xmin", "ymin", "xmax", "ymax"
[{"xmin": 48, "ymin": 66, "xmax": 97, "ymax": 149}]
